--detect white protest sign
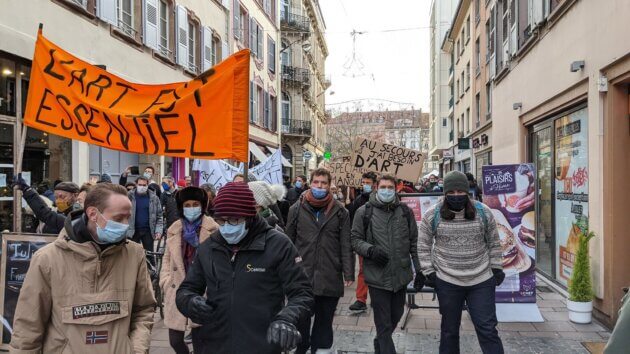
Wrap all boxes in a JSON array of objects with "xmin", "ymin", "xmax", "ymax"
[
  {"xmin": 351, "ymin": 138, "xmax": 425, "ymax": 183},
  {"xmin": 194, "ymin": 159, "xmax": 241, "ymax": 190},
  {"xmin": 250, "ymin": 149, "xmax": 283, "ymax": 185}
]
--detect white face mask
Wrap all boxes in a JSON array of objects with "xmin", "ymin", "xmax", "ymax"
[{"xmin": 136, "ymin": 186, "xmax": 148, "ymax": 194}]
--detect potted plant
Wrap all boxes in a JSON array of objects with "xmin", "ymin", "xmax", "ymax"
[{"xmin": 567, "ymin": 226, "xmax": 596, "ymax": 324}]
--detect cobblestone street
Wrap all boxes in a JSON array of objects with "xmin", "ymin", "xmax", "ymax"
[{"xmin": 149, "ymin": 279, "xmax": 610, "ymax": 353}]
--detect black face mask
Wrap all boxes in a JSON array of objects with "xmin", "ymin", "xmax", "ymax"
[{"xmin": 445, "ymin": 195, "xmax": 469, "ymax": 211}]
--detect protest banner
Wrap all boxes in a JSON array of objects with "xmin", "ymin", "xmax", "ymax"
[
  {"xmin": 351, "ymin": 138, "xmax": 425, "ymax": 183},
  {"xmin": 482, "ymin": 163, "xmax": 537, "ymax": 303},
  {"xmin": 0, "ymin": 232, "xmax": 57, "ymax": 348},
  {"xmin": 194, "ymin": 150, "xmax": 283, "ymax": 188},
  {"xmin": 250, "ymin": 149, "xmax": 283, "ymax": 185},
  {"xmin": 23, "ymin": 30, "xmax": 250, "ymax": 161}
]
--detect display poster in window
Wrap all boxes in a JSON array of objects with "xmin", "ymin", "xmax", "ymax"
[
  {"xmin": 554, "ymin": 108, "xmax": 589, "ymax": 287},
  {"xmin": 482, "ymin": 163, "xmax": 537, "ymax": 303}
]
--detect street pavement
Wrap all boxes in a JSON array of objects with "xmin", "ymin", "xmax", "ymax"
[{"xmin": 149, "ymin": 280, "xmax": 610, "ymax": 353}]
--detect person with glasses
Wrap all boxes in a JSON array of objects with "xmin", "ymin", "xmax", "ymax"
[
  {"xmin": 161, "ymin": 187, "xmax": 218, "ymax": 354},
  {"xmin": 175, "ymin": 182, "xmax": 313, "ymax": 354}
]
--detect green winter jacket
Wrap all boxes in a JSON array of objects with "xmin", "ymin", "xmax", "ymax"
[
  {"xmin": 604, "ymin": 289, "xmax": 630, "ymax": 354},
  {"xmin": 351, "ymin": 193, "xmax": 420, "ymax": 292}
]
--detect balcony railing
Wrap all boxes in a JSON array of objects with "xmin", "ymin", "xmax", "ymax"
[
  {"xmin": 281, "ymin": 65, "xmax": 311, "ymax": 87},
  {"xmin": 281, "ymin": 11, "xmax": 311, "ymax": 33},
  {"xmin": 282, "ymin": 119, "xmax": 312, "ymax": 136}
]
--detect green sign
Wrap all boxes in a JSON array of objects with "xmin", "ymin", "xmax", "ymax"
[
  {"xmin": 458, "ymin": 138, "xmax": 470, "ymax": 150},
  {"xmin": 324, "ymin": 151, "xmax": 332, "ymax": 160}
]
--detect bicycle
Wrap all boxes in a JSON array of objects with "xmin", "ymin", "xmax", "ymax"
[{"xmin": 146, "ymin": 235, "xmax": 165, "ymax": 319}]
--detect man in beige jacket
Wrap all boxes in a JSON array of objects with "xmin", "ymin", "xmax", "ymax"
[{"xmin": 10, "ymin": 183, "xmax": 155, "ymax": 354}]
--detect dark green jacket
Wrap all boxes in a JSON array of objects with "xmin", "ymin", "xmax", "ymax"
[{"xmin": 351, "ymin": 193, "xmax": 420, "ymax": 292}]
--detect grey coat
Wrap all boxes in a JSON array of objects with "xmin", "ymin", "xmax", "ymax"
[
  {"xmin": 286, "ymin": 196, "xmax": 354, "ymax": 298},
  {"xmin": 127, "ymin": 189, "xmax": 164, "ymax": 238},
  {"xmin": 351, "ymin": 193, "xmax": 420, "ymax": 292}
]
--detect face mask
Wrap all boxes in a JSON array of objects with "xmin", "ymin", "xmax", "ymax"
[
  {"xmin": 363, "ymin": 184, "xmax": 372, "ymax": 194},
  {"xmin": 95, "ymin": 212, "xmax": 129, "ymax": 244},
  {"xmin": 446, "ymin": 195, "xmax": 469, "ymax": 211},
  {"xmin": 295, "ymin": 181, "xmax": 303, "ymax": 189},
  {"xmin": 183, "ymin": 206, "xmax": 202, "ymax": 221},
  {"xmin": 162, "ymin": 182, "xmax": 170, "ymax": 192},
  {"xmin": 143, "ymin": 172, "xmax": 153, "ymax": 180},
  {"xmin": 220, "ymin": 222, "xmax": 248, "ymax": 244},
  {"xmin": 136, "ymin": 186, "xmax": 148, "ymax": 194},
  {"xmin": 333, "ymin": 194, "xmax": 339, "ymax": 200},
  {"xmin": 438, "ymin": 183, "xmax": 444, "ymax": 188},
  {"xmin": 56, "ymin": 200, "xmax": 71, "ymax": 212},
  {"xmin": 311, "ymin": 187, "xmax": 328, "ymax": 200},
  {"xmin": 377, "ymin": 189, "xmax": 396, "ymax": 203}
]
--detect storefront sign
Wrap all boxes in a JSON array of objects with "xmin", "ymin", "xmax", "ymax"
[
  {"xmin": 554, "ymin": 108, "xmax": 589, "ymax": 286},
  {"xmin": 24, "ymin": 31, "xmax": 250, "ymax": 161},
  {"xmin": 351, "ymin": 138, "xmax": 425, "ymax": 183},
  {"xmin": 482, "ymin": 163, "xmax": 537, "ymax": 303}
]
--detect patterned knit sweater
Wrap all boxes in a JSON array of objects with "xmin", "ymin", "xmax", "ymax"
[{"xmin": 418, "ymin": 203, "xmax": 503, "ymax": 286}]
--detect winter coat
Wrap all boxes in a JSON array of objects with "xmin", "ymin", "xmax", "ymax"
[
  {"xmin": 127, "ymin": 189, "xmax": 164, "ymax": 238},
  {"xmin": 347, "ymin": 191, "xmax": 370, "ymax": 222},
  {"xmin": 285, "ymin": 196, "xmax": 355, "ymax": 297},
  {"xmin": 605, "ymin": 289, "xmax": 630, "ymax": 354},
  {"xmin": 160, "ymin": 216, "xmax": 218, "ymax": 331},
  {"xmin": 175, "ymin": 215, "xmax": 313, "ymax": 354},
  {"xmin": 351, "ymin": 193, "xmax": 420, "ymax": 292},
  {"xmin": 22, "ymin": 188, "xmax": 70, "ymax": 234},
  {"xmin": 10, "ymin": 211, "xmax": 155, "ymax": 354},
  {"xmin": 160, "ymin": 190, "xmax": 179, "ymax": 230},
  {"xmin": 285, "ymin": 187, "xmax": 305, "ymax": 206}
]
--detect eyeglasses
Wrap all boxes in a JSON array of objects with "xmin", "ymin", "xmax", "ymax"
[{"xmin": 215, "ymin": 217, "xmax": 246, "ymax": 226}]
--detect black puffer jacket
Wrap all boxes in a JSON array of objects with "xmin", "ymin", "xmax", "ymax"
[
  {"xmin": 160, "ymin": 190, "xmax": 179, "ymax": 230},
  {"xmin": 23, "ymin": 188, "xmax": 73, "ymax": 234},
  {"xmin": 176, "ymin": 215, "xmax": 313, "ymax": 354},
  {"xmin": 285, "ymin": 196, "xmax": 355, "ymax": 297}
]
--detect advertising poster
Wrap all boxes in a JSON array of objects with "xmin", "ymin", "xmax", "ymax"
[
  {"xmin": 399, "ymin": 193, "xmax": 442, "ymax": 229},
  {"xmin": 482, "ymin": 164, "xmax": 537, "ymax": 303},
  {"xmin": 554, "ymin": 108, "xmax": 588, "ymax": 286}
]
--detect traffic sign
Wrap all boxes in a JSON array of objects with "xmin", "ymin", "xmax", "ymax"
[{"xmin": 303, "ymin": 151, "xmax": 313, "ymax": 160}]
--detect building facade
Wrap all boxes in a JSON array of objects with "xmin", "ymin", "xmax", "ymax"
[
  {"xmin": 428, "ymin": 0, "xmax": 458, "ymax": 175},
  {"xmin": 384, "ymin": 110, "xmax": 431, "ymax": 175},
  {"xmin": 442, "ymin": 0, "xmax": 473, "ymax": 174},
  {"xmin": 488, "ymin": 0, "xmax": 630, "ymax": 327},
  {"xmin": 279, "ymin": 0, "xmax": 329, "ymax": 178}
]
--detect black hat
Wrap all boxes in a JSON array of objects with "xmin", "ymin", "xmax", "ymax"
[
  {"xmin": 176, "ymin": 186, "xmax": 208, "ymax": 216},
  {"xmin": 97, "ymin": 174, "xmax": 112, "ymax": 183},
  {"xmin": 54, "ymin": 182, "xmax": 80, "ymax": 194}
]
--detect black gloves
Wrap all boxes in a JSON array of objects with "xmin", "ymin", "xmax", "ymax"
[
  {"xmin": 425, "ymin": 272, "xmax": 437, "ymax": 289},
  {"xmin": 267, "ymin": 320, "xmax": 301, "ymax": 351},
  {"xmin": 367, "ymin": 246, "xmax": 389, "ymax": 267},
  {"xmin": 413, "ymin": 272, "xmax": 426, "ymax": 291},
  {"xmin": 492, "ymin": 269, "xmax": 505, "ymax": 286},
  {"xmin": 187, "ymin": 296, "xmax": 215, "ymax": 324},
  {"xmin": 11, "ymin": 173, "xmax": 30, "ymax": 192}
]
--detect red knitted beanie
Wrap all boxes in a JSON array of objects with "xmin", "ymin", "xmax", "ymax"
[{"xmin": 213, "ymin": 182, "xmax": 257, "ymax": 218}]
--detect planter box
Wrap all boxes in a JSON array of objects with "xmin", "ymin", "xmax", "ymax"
[{"xmin": 567, "ymin": 299, "xmax": 593, "ymax": 324}]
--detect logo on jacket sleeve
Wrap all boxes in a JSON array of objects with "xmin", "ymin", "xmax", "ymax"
[
  {"xmin": 85, "ymin": 331, "xmax": 109, "ymax": 344},
  {"xmin": 73, "ymin": 302, "xmax": 120, "ymax": 319},
  {"xmin": 246, "ymin": 264, "xmax": 266, "ymax": 272}
]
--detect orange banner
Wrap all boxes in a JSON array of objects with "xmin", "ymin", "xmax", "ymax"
[{"xmin": 24, "ymin": 32, "xmax": 250, "ymax": 161}]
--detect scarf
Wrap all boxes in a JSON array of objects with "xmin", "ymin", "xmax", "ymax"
[
  {"xmin": 304, "ymin": 189, "xmax": 335, "ymax": 215},
  {"xmin": 181, "ymin": 217, "xmax": 202, "ymax": 273}
]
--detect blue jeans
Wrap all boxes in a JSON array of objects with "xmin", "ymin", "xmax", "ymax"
[{"xmin": 435, "ymin": 276, "xmax": 504, "ymax": 354}]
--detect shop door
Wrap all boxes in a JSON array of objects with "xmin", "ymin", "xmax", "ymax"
[{"xmin": 532, "ymin": 125, "xmax": 554, "ymax": 278}]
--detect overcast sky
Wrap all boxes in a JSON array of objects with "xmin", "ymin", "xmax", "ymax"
[{"xmin": 319, "ymin": 0, "xmax": 432, "ymax": 113}]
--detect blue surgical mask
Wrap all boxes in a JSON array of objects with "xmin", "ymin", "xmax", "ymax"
[
  {"xmin": 183, "ymin": 206, "xmax": 202, "ymax": 222},
  {"xmin": 363, "ymin": 184, "xmax": 372, "ymax": 194},
  {"xmin": 377, "ymin": 189, "xmax": 396, "ymax": 203},
  {"xmin": 311, "ymin": 187, "xmax": 328, "ymax": 200},
  {"xmin": 220, "ymin": 222, "xmax": 248, "ymax": 244},
  {"xmin": 295, "ymin": 181, "xmax": 303, "ymax": 189},
  {"xmin": 162, "ymin": 182, "xmax": 170, "ymax": 192},
  {"xmin": 95, "ymin": 212, "xmax": 129, "ymax": 244}
]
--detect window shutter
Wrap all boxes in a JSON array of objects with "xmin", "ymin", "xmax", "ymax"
[
  {"xmin": 98, "ymin": 0, "xmax": 118, "ymax": 26},
  {"xmin": 257, "ymin": 24, "xmax": 263, "ymax": 60},
  {"xmin": 202, "ymin": 26, "xmax": 213, "ymax": 71},
  {"xmin": 264, "ymin": 90, "xmax": 269, "ymax": 128},
  {"xmin": 144, "ymin": 0, "xmax": 159, "ymax": 50},
  {"xmin": 249, "ymin": 81, "xmax": 254, "ymax": 123},
  {"xmin": 222, "ymin": 40, "xmax": 229, "ymax": 60},
  {"xmin": 233, "ymin": 0, "xmax": 240, "ymax": 38},
  {"xmin": 176, "ymin": 5, "xmax": 188, "ymax": 66},
  {"xmin": 249, "ymin": 18, "xmax": 256, "ymax": 56}
]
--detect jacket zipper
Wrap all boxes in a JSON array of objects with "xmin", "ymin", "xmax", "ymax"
[{"xmin": 230, "ymin": 249, "xmax": 237, "ymax": 352}]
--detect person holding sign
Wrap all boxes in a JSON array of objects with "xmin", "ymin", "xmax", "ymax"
[
  {"xmin": 175, "ymin": 182, "xmax": 313, "ymax": 353},
  {"xmin": 286, "ymin": 168, "xmax": 354, "ymax": 354},
  {"xmin": 418, "ymin": 171, "xmax": 505, "ymax": 354},
  {"xmin": 10, "ymin": 183, "xmax": 156, "ymax": 353},
  {"xmin": 350, "ymin": 174, "xmax": 423, "ymax": 354}
]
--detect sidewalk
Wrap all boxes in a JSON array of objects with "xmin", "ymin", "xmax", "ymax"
[{"xmin": 149, "ymin": 280, "xmax": 610, "ymax": 353}]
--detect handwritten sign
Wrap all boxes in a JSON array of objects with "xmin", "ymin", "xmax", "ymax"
[
  {"xmin": 0, "ymin": 233, "xmax": 57, "ymax": 347},
  {"xmin": 23, "ymin": 31, "xmax": 250, "ymax": 161},
  {"xmin": 250, "ymin": 149, "xmax": 283, "ymax": 185},
  {"xmin": 322, "ymin": 156, "xmax": 365, "ymax": 187},
  {"xmin": 482, "ymin": 165, "xmax": 517, "ymax": 195},
  {"xmin": 194, "ymin": 150, "xmax": 283, "ymax": 189},
  {"xmin": 351, "ymin": 138, "xmax": 425, "ymax": 183}
]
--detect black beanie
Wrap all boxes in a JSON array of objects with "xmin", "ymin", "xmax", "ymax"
[{"xmin": 176, "ymin": 186, "xmax": 208, "ymax": 216}]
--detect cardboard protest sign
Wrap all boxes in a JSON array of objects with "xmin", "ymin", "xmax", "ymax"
[
  {"xmin": 24, "ymin": 31, "xmax": 250, "ymax": 161},
  {"xmin": 351, "ymin": 138, "xmax": 425, "ymax": 183},
  {"xmin": 324, "ymin": 156, "xmax": 367, "ymax": 187}
]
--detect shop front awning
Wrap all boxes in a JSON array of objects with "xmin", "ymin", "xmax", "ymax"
[{"xmin": 248, "ymin": 142, "xmax": 268, "ymax": 163}]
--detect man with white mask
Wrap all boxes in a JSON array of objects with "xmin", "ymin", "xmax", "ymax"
[{"xmin": 127, "ymin": 176, "xmax": 163, "ymax": 257}]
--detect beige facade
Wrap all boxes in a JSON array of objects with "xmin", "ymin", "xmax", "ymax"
[
  {"xmin": 489, "ymin": 0, "xmax": 630, "ymax": 327},
  {"xmin": 442, "ymin": 0, "xmax": 473, "ymax": 173},
  {"xmin": 279, "ymin": 0, "xmax": 329, "ymax": 178}
]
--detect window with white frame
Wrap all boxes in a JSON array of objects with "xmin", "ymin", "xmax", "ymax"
[
  {"xmin": 281, "ymin": 92, "xmax": 290, "ymax": 123},
  {"xmin": 486, "ymin": 82, "xmax": 492, "ymax": 117},
  {"xmin": 475, "ymin": 93, "xmax": 481, "ymax": 125},
  {"xmin": 187, "ymin": 21, "xmax": 198, "ymax": 72},
  {"xmin": 211, "ymin": 37, "xmax": 219, "ymax": 65},
  {"xmin": 466, "ymin": 62, "xmax": 470, "ymax": 89},
  {"xmin": 257, "ymin": 85, "xmax": 264, "ymax": 125},
  {"xmin": 268, "ymin": 37, "xmax": 276, "ymax": 73},
  {"xmin": 158, "ymin": 0, "xmax": 169, "ymax": 54},
  {"xmin": 118, "ymin": 0, "xmax": 134, "ymax": 36}
]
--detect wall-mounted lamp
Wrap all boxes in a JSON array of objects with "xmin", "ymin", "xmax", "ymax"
[
  {"xmin": 513, "ymin": 102, "xmax": 522, "ymax": 110},
  {"xmin": 570, "ymin": 60, "xmax": 585, "ymax": 72}
]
